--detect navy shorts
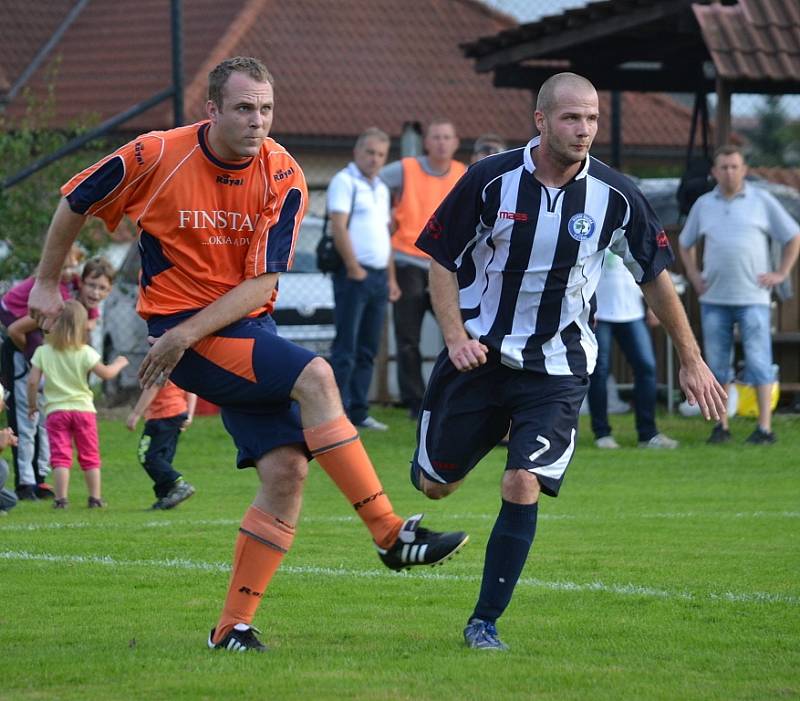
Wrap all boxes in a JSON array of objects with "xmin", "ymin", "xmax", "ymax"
[
  {"xmin": 148, "ymin": 313, "xmax": 315, "ymax": 468},
  {"xmin": 413, "ymin": 350, "xmax": 589, "ymax": 497}
]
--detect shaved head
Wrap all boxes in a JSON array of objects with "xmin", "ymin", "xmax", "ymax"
[{"xmin": 536, "ymin": 72, "xmax": 597, "ymax": 115}]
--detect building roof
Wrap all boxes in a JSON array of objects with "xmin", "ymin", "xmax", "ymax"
[
  {"xmin": 1, "ymin": 0, "xmax": 705, "ymax": 153},
  {"xmin": 0, "ymin": 0, "xmax": 535, "ymax": 142},
  {"xmin": 462, "ymin": 0, "xmax": 800, "ymax": 95},
  {"xmin": 0, "ymin": 0, "xmax": 75, "ymax": 101},
  {"xmin": 693, "ymin": 0, "xmax": 800, "ymax": 86},
  {"xmin": 595, "ymin": 92, "xmax": 696, "ymax": 149},
  {"xmin": 750, "ymin": 167, "xmax": 800, "ymax": 192}
]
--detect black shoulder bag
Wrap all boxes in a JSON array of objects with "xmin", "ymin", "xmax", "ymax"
[{"xmin": 316, "ymin": 184, "xmax": 357, "ymax": 274}]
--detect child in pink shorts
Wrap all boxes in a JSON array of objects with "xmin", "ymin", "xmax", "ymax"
[{"xmin": 28, "ymin": 300, "xmax": 128, "ymax": 509}]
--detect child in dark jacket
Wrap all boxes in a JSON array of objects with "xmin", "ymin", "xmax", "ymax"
[{"xmin": 126, "ymin": 381, "xmax": 197, "ymax": 510}]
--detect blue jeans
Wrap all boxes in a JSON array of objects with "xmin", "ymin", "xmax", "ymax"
[
  {"xmin": 700, "ymin": 303, "xmax": 773, "ymax": 386},
  {"xmin": 0, "ymin": 458, "xmax": 18, "ymax": 512},
  {"xmin": 330, "ymin": 267, "xmax": 388, "ymax": 424},
  {"xmin": 392, "ymin": 264, "xmax": 433, "ymax": 413},
  {"xmin": 588, "ymin": 318, "xmax": 657, "ymax": 442}
]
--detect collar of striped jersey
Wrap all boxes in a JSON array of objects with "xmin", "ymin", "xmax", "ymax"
[{"xmin": 523, "ymin": 136, "xmax": 591, "ymax": 182}]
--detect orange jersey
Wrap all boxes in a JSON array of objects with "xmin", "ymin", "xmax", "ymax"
[
  {"xmin": 61, "ymin": 121, "xmax": 308, "ymax": 319},
  {"xmin": 145, "ymin": 380, "xmax": 189, "ymax": 421},
  {"xmin": 392, "ymin": 157, "xmax": 466, "ymax": 259}
]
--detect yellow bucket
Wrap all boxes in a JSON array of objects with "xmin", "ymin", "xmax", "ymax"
[{"xmin": 734, "ymin": 381, "xmax": 779, "ymax": 417}]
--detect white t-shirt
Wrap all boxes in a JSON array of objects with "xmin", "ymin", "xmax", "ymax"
[
  {"xmin": 326, "ymin": 162, "xmax": 391, "ymax": 269},
  {"xmin": 594, "ymin": 249, "xmax": 645, "ymax": 322}
]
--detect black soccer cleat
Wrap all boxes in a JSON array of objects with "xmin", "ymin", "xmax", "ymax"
[
  {"xmin": 376, "ymin": 513, "xmax": 468, "ymax": 571},
  {"xmin": 152, "ymin": 480, "xmax": 195, "ymax": 510},
  {"xmin": 207, "ymin": 624, "xmax": 268, "ymax": 653}
]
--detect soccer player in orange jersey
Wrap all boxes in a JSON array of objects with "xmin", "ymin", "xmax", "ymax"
[{"xmin": 28, "ymin": 56, "xmax": 468, "ymax": 653}]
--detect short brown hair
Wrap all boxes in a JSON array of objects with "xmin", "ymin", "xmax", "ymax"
[
  {"xmin": 49, "ymin": 300, "xmax": 88, "ymax": 352},
  {"xmin": 82, "ymin": 256, "xmax": 115, "ymax": 283},
  {"xmin": 713, "ymin": 144, "xmax": 745, "ymax": 162},
  {"xmin": 208, "ymin": 56, "xmax": 274, "ymax": 109},
  {"xmin": 424, "ymin": 118, "xmax": 457, "ymax": 138},
  {"xmin": 355, "ymin": 127, "xmax": 390, "ymax": 150}
]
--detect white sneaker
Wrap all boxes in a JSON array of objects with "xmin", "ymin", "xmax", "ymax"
[
  {"xmin": 355, "ymin": 416, "xmax": 389, "ymax": 431},
  {"xmin": 639, "ymin": 433, "xmax": 679, "ymax": 449},
  {"xmin": 595, "ymin": 436, "xmax": 620, "ymax": 449}
]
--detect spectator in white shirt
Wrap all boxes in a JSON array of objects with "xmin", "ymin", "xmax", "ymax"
[
  {"xmin": 327, "ymin": 128, "xmax": 399, "ymax": 430},
  {"xmin": 588, "ymin": 249, "xmax": 678, "ymax": 449}
]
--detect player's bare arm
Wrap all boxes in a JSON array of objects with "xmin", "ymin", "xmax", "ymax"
[
  {"xmin": 29, "ymin": 198, "xmax": 87, "ymax": 331},
  {"xmin": 641, "ymin": 269, "xmax": 727, "ymax": 420},
  {"xmin": 429, "ymin": 261, "xmax": 488, "ymax": 371},
  {"xmin": 139, "ymin": 273, "xmax": 279, "ymax": 388}
]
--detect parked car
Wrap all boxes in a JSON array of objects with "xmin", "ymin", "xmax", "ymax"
[
  {"xmin": 633, "ymin": 175, "xmax": 800, "ymax": 229},
  {"xmin": 100, "ymin": 215, "xmax": 333, "ymax": 403}
]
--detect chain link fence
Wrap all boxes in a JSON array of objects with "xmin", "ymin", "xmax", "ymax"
[{"xmin": 4, "ymin": 0, "xmax": 798, "ymax": 407}]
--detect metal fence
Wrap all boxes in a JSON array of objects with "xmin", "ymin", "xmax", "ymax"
[{"xmin": 4, "ymin": 0, "xmax": 799, "ymax": 408}]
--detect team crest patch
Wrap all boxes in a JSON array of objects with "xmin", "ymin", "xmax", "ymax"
[{"xmin": 567, "ymin": 213, "xmax": 596, "ymax": 241}]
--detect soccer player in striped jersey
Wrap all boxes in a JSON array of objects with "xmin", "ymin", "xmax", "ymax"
[
  {"xmin": 28, "ymin": 56, "xmax": 468, "ymax": 653},
  {"xmin": 410, "ymin": 72, "xmax": 727, "ymax": 650}
]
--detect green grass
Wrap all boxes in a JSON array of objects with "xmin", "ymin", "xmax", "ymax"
[{"xmin": 1, "ymin": 408, "xmax": 798, "ymax": 701}]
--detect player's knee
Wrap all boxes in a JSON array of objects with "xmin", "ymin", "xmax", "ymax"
[
  {"xmin": 501, "ymin": 469, "xmax": 540, "ymax": 503},
  {"xmin": 293, "ymin": 357, "xmax": 339, "ymax": 403},
  {"xmin": 256, "ymin": 447, "xmax": 308, "ymax": 496},
  {"xmin": 420, "ymin": 477, "xmax": 458, "ymax": 500}
]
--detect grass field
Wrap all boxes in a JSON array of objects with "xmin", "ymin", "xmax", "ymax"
[{"xmin": 1, "ymin": 406, "xmax": 798, "ymax": 701}]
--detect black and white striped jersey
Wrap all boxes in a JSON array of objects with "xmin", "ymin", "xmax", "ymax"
[{"xmin": 416, "ymin": 136, "xmax": 673, "ymax": 377}]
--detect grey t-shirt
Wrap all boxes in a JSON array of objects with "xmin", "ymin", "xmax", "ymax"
[{"xmin": 678, "ymin": 183, "xmax": 799, "ymax": 305}]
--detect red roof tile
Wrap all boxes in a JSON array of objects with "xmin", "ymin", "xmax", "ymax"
[
  {"xmin": 2, "ymin": 0, "xmax": 533, "ymax": 142},
  {"xmin": 0, "ymin": 0, "xmax": 696, "ymax": 150},
  {"xmin": 0, "ymin": 1, "xmax": 75, "ymax": 102},
  {"xmin": 596, "ymin": 92, "xmax": 696, "ymax": 148},
  {"xmin": 693, "ymin": 0, "xmax": 800, "ymax": 84},
  {"xmin": 750, "ymin": 167, "xmax": 800, "ymax": 192}
]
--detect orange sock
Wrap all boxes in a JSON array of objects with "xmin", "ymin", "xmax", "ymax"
[
  {"xmin": 212, "ymin": 506, "xmax": 295, "ymax": 644},
  {"xmin": 304, "ymin": 415, "xmax": 403, "ymax": 549}
]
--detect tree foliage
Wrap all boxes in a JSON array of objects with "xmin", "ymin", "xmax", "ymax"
[
  {"xmin": 0, "ymin": 80, "xmax": 118, "ymax": 282},
  {"xmin": 746, "ymin": 96, "xmax": 800, "ymax": 168}
]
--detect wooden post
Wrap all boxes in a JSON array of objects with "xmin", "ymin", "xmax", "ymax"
[{"xmin": 715, "ymin": 78, "xmax": 731, "ymax": 147}]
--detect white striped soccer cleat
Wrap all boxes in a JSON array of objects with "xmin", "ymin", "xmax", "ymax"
[
  {"xmin": 207, "ymin": 624, "xmax": 267, "ymax": 652},
  {"xmin": 376, "ymin": 513, "xmax": 469, "ymax": 571}
]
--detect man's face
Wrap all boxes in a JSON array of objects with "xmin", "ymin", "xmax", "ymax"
[
  {"xmin": 535, "ymin": 87, "xmax": 599, "ymax": 167},
  {"xmin": 424, "ymin": 123, "xmax": 459, "ymax": 162},
  {"xmin": 354, "ymin": 136, "xmax": 389, "ymax": 179},
  {"xmin": 79, "ymin": 273, "xmax": 112, "ymax": 309},
  {"xmin": 712, "ymin": 152, "xmax": 747, "ymax": 195},
  {"xmin": 471, "ymin": 141, "xmax": 504, "ymax": 164},
  {"xmin": 206, "ymin": 72, "xmax": 274, "ymax": 160}
]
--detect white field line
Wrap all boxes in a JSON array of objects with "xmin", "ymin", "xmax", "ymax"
[
  {"xmin": 0, "ymin": 549, "xmax": 797, "ymax": 606},
  {"xmin": 1, "ymin": 510, "xmax": 798, "ymax": 533}
]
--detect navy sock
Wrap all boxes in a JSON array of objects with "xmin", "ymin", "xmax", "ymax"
[{"xmin": 472, "ymin": 499, "xmax": 538, "ymax": 624}]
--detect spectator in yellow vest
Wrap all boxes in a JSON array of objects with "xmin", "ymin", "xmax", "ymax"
[{"xmin": 381, "ymin": 120, "xmax": 466, "ymax": 418}]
